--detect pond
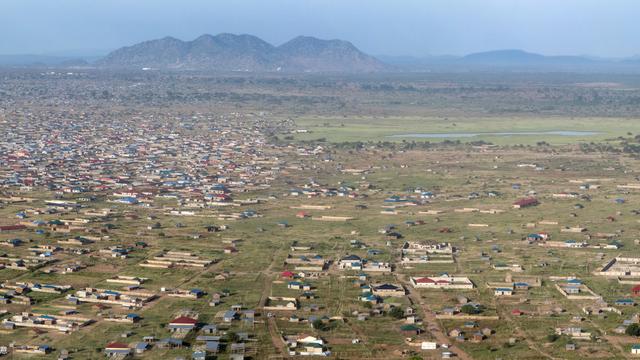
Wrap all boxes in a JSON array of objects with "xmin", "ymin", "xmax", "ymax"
[{"xmin": 387, "ymin": 130, "xmax": 600, "ymax": 138}]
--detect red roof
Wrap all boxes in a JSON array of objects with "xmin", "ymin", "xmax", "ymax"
[
  {"xmin": 632, "ymin": 285, "xmax": 640, "ymax": 292},
  {"xmin": 281, "ymin": 271, "xmax": 295, "ymax": 278},
  {"xmin": 414, "ymin": 277, "xmax": 435, "ymax": 284},
  {"xmin": 170, "ymin": 316, "xmax": 197, "ymax": 325},
  {"xmin": 0, "ymin": 225, "xmax": 26, "ymax": 231},
  {"xmin": 105, "ymin": 342, "xmax": 129, "ymax": 349},
  {"xmin": 513, "ymin": 198, "xmax": 539, "ymax": 206}
]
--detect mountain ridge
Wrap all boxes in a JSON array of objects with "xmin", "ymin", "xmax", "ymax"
[{"xmin": 97, "ymin": 33, "xmax": 386, "ymax": 72}]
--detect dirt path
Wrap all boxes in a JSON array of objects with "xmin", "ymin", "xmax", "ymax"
[
  {"xmin": 499, "ymin": 309, "xmax": 556, "ymax": 360},
  {"xmin": 259, "ymin": 246, "xmax": 287, "ymax": 356}
]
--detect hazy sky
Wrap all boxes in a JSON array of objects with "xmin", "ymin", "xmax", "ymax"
[{"xmin": 2, "ymin": 0, "xmax": 639, "ymax": 57}]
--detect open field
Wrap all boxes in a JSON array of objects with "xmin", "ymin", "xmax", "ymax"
[{"xmin": 291, "ymin": 116, "xmax": 640, "ymax": 145}]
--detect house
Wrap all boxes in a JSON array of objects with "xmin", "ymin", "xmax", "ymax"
[
  {"xmin": 134, "ymin": 342, "xmax": 149, "ymax": 354},
  {"xmin": 632, "ymin": 285, "xmax": 640, "ymax": 297},
  {"xmin": 223, "ymin": 310, "xmax": 237, "ymax": 322},
  {"xmin": 421, "ymin": 341, "xmax": 437, "ymax": 350},
  {"xmin": 632, "ymin": 344, "xmax": 640, "ymax": 355},
  {"xmin": 370, "ymin": 283, "xmax": 405, "ymax": 297},
  {"xmin": 288, "ymin": 281, "xmax": 312, "ymax": 290},
  {"xmin": 400, "ymin": 324, "xmax": 422, "ymax": 335},
  {"xmin": 201, "ymin": 324, "xmax": 217, "ymax": 334},
  {"xmin": 494, "ymin": 288, "xmax": 513, "ymax": 296},
  {"xmin": 555, "ymin": 327, "xmax": 591, "ymax": 339},
  {"xmin": 156, "ymin": 338, "xmax": 183, "ymax": 348},
  {"xmin": 615, "ymin": 299, "xmax": 635, "ymax": 306},
  {"xmin": 513, "ymin": 282, "xmax": 529, "ymax": 290},
  {"xmin": 104, "ymin": 342, "xmax": 131, "ymax": 357},
  {"xmin": 205, "ymin": 341, "xmax": 220, "ymax": 353},
  {"xmin": 464, "ymin": 321, "xmax": 478, "ymax": 328},
  {"xmin": 513, "ymin": 198, "xmax": 539, "ymax": 209},
  {"xmin": 410, "ymin": 274, "xmax": 474, "ymax": 289},
  {"xmin": 338, "ymin": 254, "xmax": 362, "ymax": 270},
  {"xmin": 168, "ymin": 316, "xmax": 197, "ymax": 333},
  {"xmin": 564, "ymin": 284, "xmax": 581, "ymax": 294}
]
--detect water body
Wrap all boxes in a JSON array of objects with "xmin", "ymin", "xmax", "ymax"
[{"xmin": 388, "ymin": 130, "xmax": 600, "ymax": 138}]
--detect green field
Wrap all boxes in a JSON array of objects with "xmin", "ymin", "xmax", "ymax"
[{"xmin": 291, "ymin": 116, "xmax": 640, "ymax": 145}]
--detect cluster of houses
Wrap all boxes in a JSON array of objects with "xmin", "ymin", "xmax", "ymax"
[{"xmin": 6, "ymin": 80, "xmax": 640, "ymax": 360}]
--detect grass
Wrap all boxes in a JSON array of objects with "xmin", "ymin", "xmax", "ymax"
[{"xmin": 290, "ymin": 115, "xmax": 640, "ymax": 145}]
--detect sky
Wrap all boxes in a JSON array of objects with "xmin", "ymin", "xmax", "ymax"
[{"xmin": 2, "ymin": 0, "xmax": 639, "ymax": 58}]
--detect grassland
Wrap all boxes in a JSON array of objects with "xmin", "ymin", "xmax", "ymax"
[{"xmin": 291, "ymin": 116, "xmax": 640, "ymax": 145}]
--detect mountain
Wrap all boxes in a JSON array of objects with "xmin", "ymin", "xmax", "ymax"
[
  {"xmin": 275, "ymin": 36, "xmax": 385, "ymax": 72},
  {"xmin": 0, "ymin": 54, "xmax": 97, "ymax": 67},
  {"xmin": 461, "ymin": 49, "xmax": 596, "ymax": 66},
  {"xmin": 462, "ymin": 49, "xmax": 545, "ymax": 64},
  {"xmin": 379, "ymin": 49, "xmax": 638, "ymax": 72},
  {"xmin": 98, "ymin": 33, "xmax": 386, "ymax": 72}
]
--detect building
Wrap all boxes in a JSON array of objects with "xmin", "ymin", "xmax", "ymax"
[
  {"xmin": 104, "ymin": 342, "xmax": 131, "ymax": 357},
  {"xmin": 513, "ymin": 198, "xmax": 539, "ymax": 209},
  {"xmin": 370, "ymin": 283, "xmax": 405, "ymax": 297},
  {"xmin": 410, "ymin": 275, "xmax": 474, "ymax": 289},
  {"xmin": 168, "ymin": 316, "xmax": 197, "ymax": 334},
  {"xmin": 494, "ymin": 288, "xmax": 513, "ymax": 296}
]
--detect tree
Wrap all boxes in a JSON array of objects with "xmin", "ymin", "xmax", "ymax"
[
  {"xmin": 460, "ymin": 304, "xmax": 480, "ymax": 315},
  {"xmin": 226, "ymin": 331, "xmax": 239, "ymax": 342},
  {"xmin": 626, "ymin": 323, "xmax": 640, "ymax": 336},
  {"xmin": 388, "ymin": 306, "xmax": 404, "ymax": 319},
  {"xmin": 312, "ymin": 319, "xmax": 324, "ymax": 330},
  {"xmin": 546, "ymin": 334, "xmax": 559, "ymax": 342}
]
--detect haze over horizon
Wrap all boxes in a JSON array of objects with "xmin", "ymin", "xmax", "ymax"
[{"xmin": 3, "ymin": 0, "xmax": 639, "ymax": 59}]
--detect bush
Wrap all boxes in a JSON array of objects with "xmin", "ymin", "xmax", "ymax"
[
  {"xmin": 388, "ymin": 306, "xmax": 404, "ymax": 319},
  {"xmin": 460, "ymin": 304, "xmax": 480, "ymax": 315},
  {"xmin": 546, "ymin": 334, "xmax": 559, "ymax": 342},
  {"xmin": 626, "ymin": 323, "xmax": 640, "ymax": 336},
  {"xmin": 312, "ymin": 319, "xmax": 336, "ymax": 332}
]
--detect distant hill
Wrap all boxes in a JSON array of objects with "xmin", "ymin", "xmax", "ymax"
[
  {"xmin": 379, "ymin": 49, "xmax": 640, "ymax": 72},
  {"xmin": 98, "ymin": 33, "xmax": 387, "ymax": 73},
  {"xmin": 5, "ymin": 41, "xmax": 640, "ymax": 73},
  {"xmin": 461, "ymin": 49, "xmax": 596, "ymax": 66},
  {"xmin": 0, "ymin": 54, "xmax": 96, "ymax": 67}
]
